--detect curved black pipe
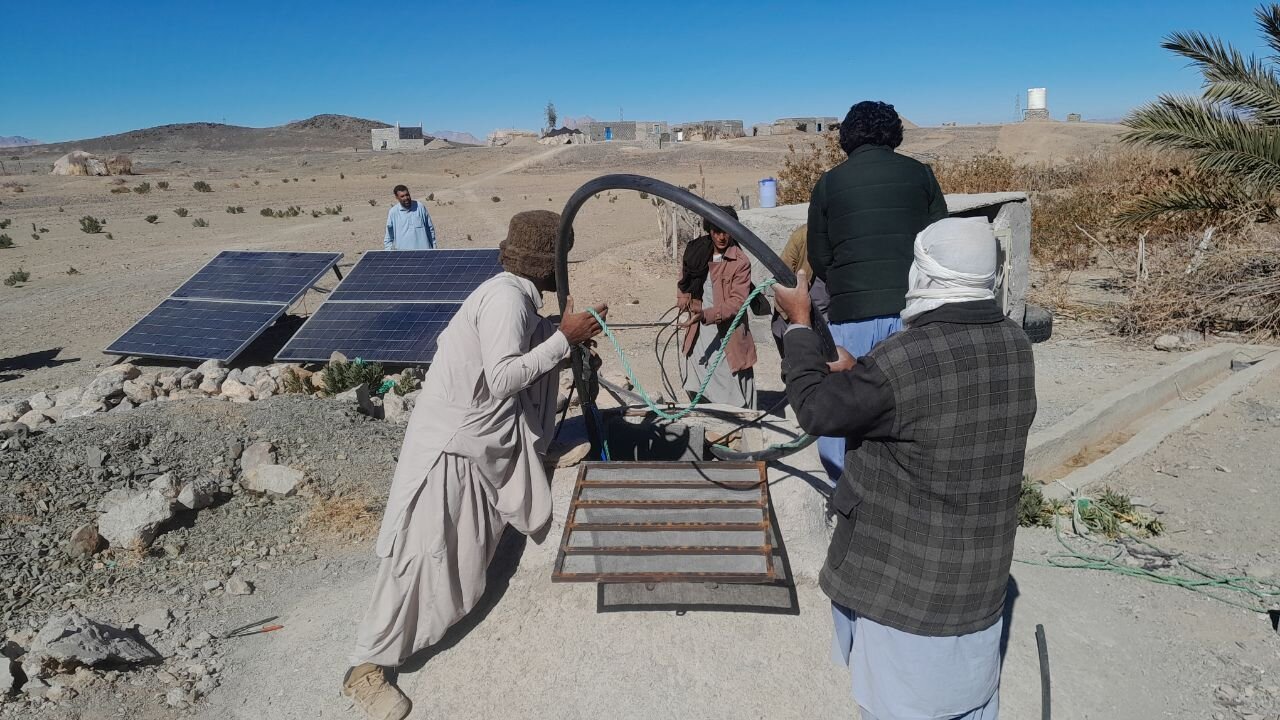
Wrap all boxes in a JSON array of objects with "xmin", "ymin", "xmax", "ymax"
[{"xmin": 555, "ymin": 173, "xmax": 833, "ymax": 461}]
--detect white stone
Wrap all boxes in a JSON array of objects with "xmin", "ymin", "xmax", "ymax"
[
  {"xmin": 241, "ymin": 442, "xmax": 276, "ymax": 472},
  {"xmin": 199, "ymin": 369, "xmax": 229, "ymax": 394},
  {"xmin": 149, "ymin": 473, "xmax": 180, "ymax": 502},
  {"xmin": 133, "ymin": 608, "xmax": 172, "ymax": 633},
  {"xmin": 53, "ymin": 387, "xmax": 83, "ymax": 407},
  {"xmin": 220, "ymin": 378, "xmax": 255, "ymax": 402},
  {"xmin": 179, "ymin": 371, "xmax": 204, "ymax": 390},
  {"xmin": 62, "ymin": 403, "xmax": 102, "ymax": 420},
  {"xmin": 177, "ymin": 478, "xmax": 216, "ymax": 510},
  {"xmin": 1154, "ymin": 334, "xmax": 1184, "ymax": 351},
  {"xmin": 242, "ymin": 464, "xmax": 304, "ymax": 497},
  {"xmin": 17, "ymin": 409, "xmax": 52, "ymax": 428},
  {"xmin": 98, "ymin": 490, "xmax": 173, "ymax": 550},
  {"xmin": 0, "ymin": 657, "xmax": 14, "ymax": 695},
  {"xmin": 97, "ymin": 488, "xmax": 137, "ymax": 513},
  {"xmin": 383, "ymin": 392, "xmax": 410, "ymax": 424},
  {"xmin": 122, "ymin": 380, "xmax": 157, "ymax": 404},
  {"xmin": 27, "ymin": 392, "xmax": 54, "ymax": 411},
  {"xmin": 0, "ymin": 421, "xmax": 29, "ymax": 438},
  {"xmin": 226, "ymin": 576, "xmax": 254, "ymax": 596},
  {"xmin": 196, "ymin": 359, "xmax": 224, "ymax": 373},
  {"xmin": 30, "ymin": 610, "xmax": 159, "ymax": 666},
  {"xmin": 253, "ymin": 374, "xmax": 278, "ymax": 398},
  {"xmin": 242, "ymin": 366, "xmax": 263, "ymax": 383}
]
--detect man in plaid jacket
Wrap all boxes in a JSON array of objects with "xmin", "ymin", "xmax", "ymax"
[{"xmin": 774, "ymin": 217, "xmax": 1036, "ymax": 720}]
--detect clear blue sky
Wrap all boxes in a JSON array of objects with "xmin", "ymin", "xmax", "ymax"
[{"xmin": 0, "ymin": 0, "xmax": 1268, "ymax": 142}]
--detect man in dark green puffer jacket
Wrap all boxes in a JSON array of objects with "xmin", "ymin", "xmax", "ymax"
[{"xmin": 806, "ymin": 101, "xmax": 948, "ymax": 484}]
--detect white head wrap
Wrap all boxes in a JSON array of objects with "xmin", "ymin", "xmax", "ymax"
[{"xmin": 900, "ymin": 217, "xmax": 998, "ymax": 326}]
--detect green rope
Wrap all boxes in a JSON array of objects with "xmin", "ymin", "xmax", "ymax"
[
  {"xmin": 587, "ymin": 279, "xmax": 775, "ymax": 423},
  {"xmin": 585, "ymin": 278, "xmax": 814, "ymax": 454},
  {"xmin": 1015, "ymin": 492, "xmax": 1280, "ymax": 613}
]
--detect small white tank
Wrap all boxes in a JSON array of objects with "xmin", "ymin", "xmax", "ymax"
[{"xmin": 1027, "ymin": 88, "xmax": 1047, "ymax": 111}]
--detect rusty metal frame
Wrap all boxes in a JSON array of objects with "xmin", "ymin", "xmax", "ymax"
[{"xmin": 552, "ymin": 461, "xmax": 775, "ymax": 584}]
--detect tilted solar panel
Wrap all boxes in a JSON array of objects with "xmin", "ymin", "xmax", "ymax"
[
  {"xmin": 275, "ymin": 302, "xmax": 459, "ymax": 364},
  {"xmin": 170, "ymin": 250, "xmax": 342, "ymax": 304},
  {"xmin": 326, "ymin": 249, "xmax": 502, "ymax": 303},
  {"xmin": 104, "ymin": 299, "xmax": 286, "ymax": 362}
]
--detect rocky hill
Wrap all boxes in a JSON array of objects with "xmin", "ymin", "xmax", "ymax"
[{"xmin": 0, "ymin": 136, "xmax": 39, "ymax": 148}]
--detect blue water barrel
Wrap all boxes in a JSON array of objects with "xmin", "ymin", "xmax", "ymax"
[{"xmin": 758, "ymin": 178, "xmax": 777, "ymax": 208}]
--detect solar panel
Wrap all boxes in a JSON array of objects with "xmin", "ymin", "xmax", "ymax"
[
  {"xmin": 327, "ymin": 249, "xmax": 501, "ymax": 303},
  {"xmin": 104, "ymin": 299, "xmax": 286, "ymax": 362},
  {"xmin": 275, "ymin": 303, "xmax": 458, "ymax": 364},
  {"xmin": 171, "ymin": 251, "xmax": 342, "ymax": 304},
  {"xmin": 275, "ymin": 248, "xmax": 505, "ymax": 365},
  {"xmin": 104, "ymin": 250, "xmax": 342, "ymax": 363}
]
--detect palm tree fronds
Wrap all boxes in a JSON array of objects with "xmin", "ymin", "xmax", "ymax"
[{"xmin": 1256, "ymin": 4, "xmax": 1280, "ymax": 62}]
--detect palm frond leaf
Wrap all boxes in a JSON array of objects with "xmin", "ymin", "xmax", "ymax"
[
  {"xmin": 1256, "ymin": 4, "xmax": 1280, "ymax": 62},
  {"xmin": 1163, "ymin": 31, "xmax": 1280, "ymax": 122},
  {"xmin": 1124, "ymin": 95, "xmax": 1280, "ymax": 186}
]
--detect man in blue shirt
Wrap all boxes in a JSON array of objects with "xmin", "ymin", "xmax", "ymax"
[{"xmin": 383, "ymin": 185, "xmax": 437, "ymax": 250}]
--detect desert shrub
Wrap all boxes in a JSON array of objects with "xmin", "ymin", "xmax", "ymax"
[
  {"xmin": 192, "ymin": 218, "xmax": 209, "ymax": 227},
  {"xmin": 310, "ymin": 178, "xmax": 315, "ymax": 182},
  {"xmin": 252, "ymin": 180, "xmax": 260, "ymax": 186},
  {"xmin": 311, "ymin": 210, "xmax": 323, "ymax": 218},
  {"xmin": 342, "ymin": 216, "xmax": 352, "ymax": 222},
  {"xmin": 639, "ymin": 191, "xmax": 649, "ymax": 200},
  {"xmin": 58, "ymin": 206, "xmax": 64, "ymax": 212},
  {"xmin": 427, "ymin": 193, "xmax": 435, "ymax": 201},
  {"xmin": 339, "ymin": 173, "xmax": 345, "ymax": 180},
  {"xmin": 79, "ymin": 216, "xmax": 103, "ymax": 234},
  {"xmin": 0, "ymin": 234, "xmax": 12, "ymax": 248},
  {"xmin": 66, "ymin": 267, "xmax": 79, "ymax": 275},
  {"xmin": 174, "ymin": 207, "xmax": 189, "ymax": 217},
  {"xmin": 1017, "ymin": 482, "xmax": 1061, "ymax": 528},
  {"xmin": 379, "ymin": 174, "xmax": 386, "ymax": 179},
  {"xmin": 4, "ymin": 268, "xmax": 30, "ymax": 286},
  {"xmin": 776, "ymin": 132, "xmax": 844, "ymax": 204},
  {"xmin": 324, "ymin": 205, "xmax": 342, "ymax": 215},
  {"xmin": 281, "ymin": 368, "xmax": 314, "ymax": 394},
  {"xmin": 157, "ymin": 181, "xmax": 170, "ymax": 190},
  {"xmin": 30, "ymin": 234, "xmax": 38, "ymax": 241},
  {"xmin": 193, "ymin": 181, "xmax": 212, "ymax": 192},
  {"xmin": 133, "ymin": 182, "xmax": 151, "ymax": 194},
  {"xmin": 145, "ymin": 215, "xmax": 158, "ymax": 224},
  {"xmin": 260, "ymin": 208, "xmax": 274, "ymax": 217},
  {"xmin": 368, "ymin": 199, "xmax": 377, "ymax": 206},
  {"xmin": 320, "ymin": 359, "xmax": 384, "ymax": 395},
  {"xmin": 394, "ymin": 372, "xmax": 421, "ymax": 396},
  {"xmin": 282, "ymin": 178, "xmax": 289, "ymax": 183},
  {"xmin": 491, "ymin": 196, "xmax": 501, "ymax": 203},
  {"xmin": 293, "ymin": 178, "xmax": 298, "ymax": 182},
  {"xmin": 110, "ymin": 186, "xmax": 131, "ymax": 194},
  {"xmin": 0, "ymin": 219, "xmax": 9, "ymax": 229}
]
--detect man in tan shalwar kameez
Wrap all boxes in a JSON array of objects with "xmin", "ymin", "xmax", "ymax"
[{"xmin": 342, "ymin": 210, "xmax": 607, "ymax": 720}]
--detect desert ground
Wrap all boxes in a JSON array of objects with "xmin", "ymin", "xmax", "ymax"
[{"xmin": 0, "ymin": 118, "xmax": 1277, "ymax": 720}]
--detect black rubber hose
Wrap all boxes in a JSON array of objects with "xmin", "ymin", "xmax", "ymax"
[
  {"xmin": 554, "ymin": 174, "xmax": 835, "ymax": 461},
  {"xmin": 1035, "ymin": 623, "xmax": 1051, "ymax": 720}
]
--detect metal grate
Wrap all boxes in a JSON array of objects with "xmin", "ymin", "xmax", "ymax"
[{"xmin": 552, "ymin": 461, "xmax": 775, "ymax": 584}]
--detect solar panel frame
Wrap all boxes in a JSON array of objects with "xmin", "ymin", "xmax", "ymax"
[
  {"xmin": 326, "ymin": 249, "xmax": 501, "ymax": 303},
  {"xmin": 103, "ymin": 299, "xmax": 289, "ymax": 363},
  {"xmin": 103, "ymin": 250, "xmax": 342, "ymax": 363},
  {"xmin": 169, "ymin": 250, "xmax": 342, "ymax": 304},
  {"xmin": 274, "ymin": 302, "xmax": 461, "ymax": 364}
]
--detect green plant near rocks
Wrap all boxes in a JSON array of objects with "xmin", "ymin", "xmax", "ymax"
[
  {"xmin": 193, "ymin": 181, "xmax": 212, "ymax": 192},
  {"xmin": 4, "ymin": 268, "xmax": 30, "ymax": 286},
  {"xmin": 156, "ymin": 181, "xmax": 170, "ymax": 190},
  {"xmin": 281, "ymin": 368, "xmax": 314, "ymax": 394},
  {"xmin": 133, "ymin": 182, "xmax": 151, "ymax": 194},
  {"xmin": 394, "ymin": 372, "xmax": 421, "ymax": 396},
  {"xmin": 79, "ymin": 216, "xmax": 104, "ymax": 234},
  {"xmin": 174, "ymin": 207, "xmax": 189, "ymax": 217},
  {"xmin": 145, "ymin": 215, "xmax": 159, "ymax": 224},
  {"xmin": 192, "ymin": 218, "xmax": 209, "ymax": 228},
  {"xmin": 321, "ymin": 359, "xmax": 385, "ymax": 395},
  {"xmin": 0, "ymin": 234, "xmax": 12, "ymax": 249},
  {"xmin": 0, "ymin": 219, "xmax": 9, "ymax": 229},
  {"xmin": 226, "ymin": 205, "xmax": 245, "ymax": 214},
  {"xmin": 1018, "ymin": 482, "xmax": 1064, "ymax": 529}
]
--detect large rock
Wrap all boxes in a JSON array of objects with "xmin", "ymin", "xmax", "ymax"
[
  {"xmin": 220, "ymin": 378, "xmax": 255, "ymax": 402},
  {"xmin": 122, "ymin": 380, "xmax": 157, "ymax": 404},
  {"xmin": 241, "ymin": 442, "xmax": 276, "ymax": 472},
  {"xmin": 177, "ymin": 477, "xmax": 217, "ymax": 510},
  {"xmin": 53, "ymin": 387, "xmax": 84, "ymax": 407},
  {"xmin": 30, "ymin": 611, "xmax": 159, "ymax": 666},
  {"xmin": 67, "ymin": 524, "xmax": 102, "ymax": 559},
  {"xmin": 335, "ymin": 383, "xmax": 377, "ymax": 416},
  {"xmin": 51, "ymin": 150, "xmax": 109, "ymax": 177},
  {"xmin": 98, "ymin": 491, "xmax": 173, "ymax": 550},
  {"xmin": 149, "ymin": 473, "xmax": 180, "ymax": 502},
  {"xmin": 0, "ymin": 421, "xmax": 29, "ymax": 439},
  {"xmin": 27, "ymin": 392, "xmax": 54, "ymax": 411},
  {"xmin": 253, "ymin": 374, "xmax": 278, "ymax": 398},
  {"xmin": 242, "ymin": 464, "xmax": 304, "ymax": 497},
  {"xmin": 0, "ymin": 400, "xmax": 31, "ymax": 423},
  {"xmin": 84, "ymin": 365, "xmax": 141, "ymax": 402},
  {"xmin": 199, "ymin": 369, "xmax": 229, "ymax": 394},
  {"xmin": 383, "ymin": 392, "xmax": 410, "ymax": 424},
  {"xmin": 17, "ymin": 409, "xmax": 52, "ymax": 429},
  {"xmin": 0, "ymin": 657, "xmax": 13, "ymax": 695},
  {"xmin": 61, "ymin": 403, "xmax": 103, "ymax": 420},
  {"xmin": 179, "ymin": 371, "xmax": 204, "ymax": 390},
  {"xmin": 1154, "ymin": 334, "xmax": 1184, "ymax": 352},
  {"xmin": 97, "ymin": 488, "xmax": 137, "ymax": 514}
]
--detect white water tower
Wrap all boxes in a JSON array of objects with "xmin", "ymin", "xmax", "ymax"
[{"xmin": 1025, "ymin": 88, "xmax": 1049, "ymax": 121}]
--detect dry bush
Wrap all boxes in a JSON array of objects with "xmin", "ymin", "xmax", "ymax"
[
  {"xmin": 776, "ymin": 131, "xmax": 843, "ymax": 204},
  {"xmin": 106, "ymin": 154, "xmax": 133, "ymax": 175},
  {"xmin": 304, "ymin": 495, "xmax": 381, "ymax": 540},
  {"xmin": 1118, "ymin": 229, "xmax": 1280, "ymax": 337}
]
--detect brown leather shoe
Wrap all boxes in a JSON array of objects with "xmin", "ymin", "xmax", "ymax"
[{"xmin": 341, "ymin": 665, "xmax": 411, "ymax": 720}]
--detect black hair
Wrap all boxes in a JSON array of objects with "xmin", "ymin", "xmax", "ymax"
[
  {"xmin": 702, "ymin": 204, "xmax": 739, "ymax": 234},
  {"xmin": 392, "ymin": 184, "xmax": 409, "ymax": 195},
  {"xmin": 839, "ymin": 101, "xmax": 904, "ymax": 154}
]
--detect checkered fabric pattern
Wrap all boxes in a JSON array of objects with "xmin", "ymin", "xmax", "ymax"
[{"xmin": 819, "ymin": 316, "xmax": 1037, "ymax": 636}]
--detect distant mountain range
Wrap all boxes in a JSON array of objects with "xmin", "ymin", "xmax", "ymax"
[
  {"xmin": 0, "ymin": 136, "xmax": 39, "ymax": 147},
  {"xmin": 562, "ymin": 116, "xmax": 597, "ymax": 130},
  {"xmin": 429, "ymin": 130, "xmax": 481, "ymax": 146}
]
